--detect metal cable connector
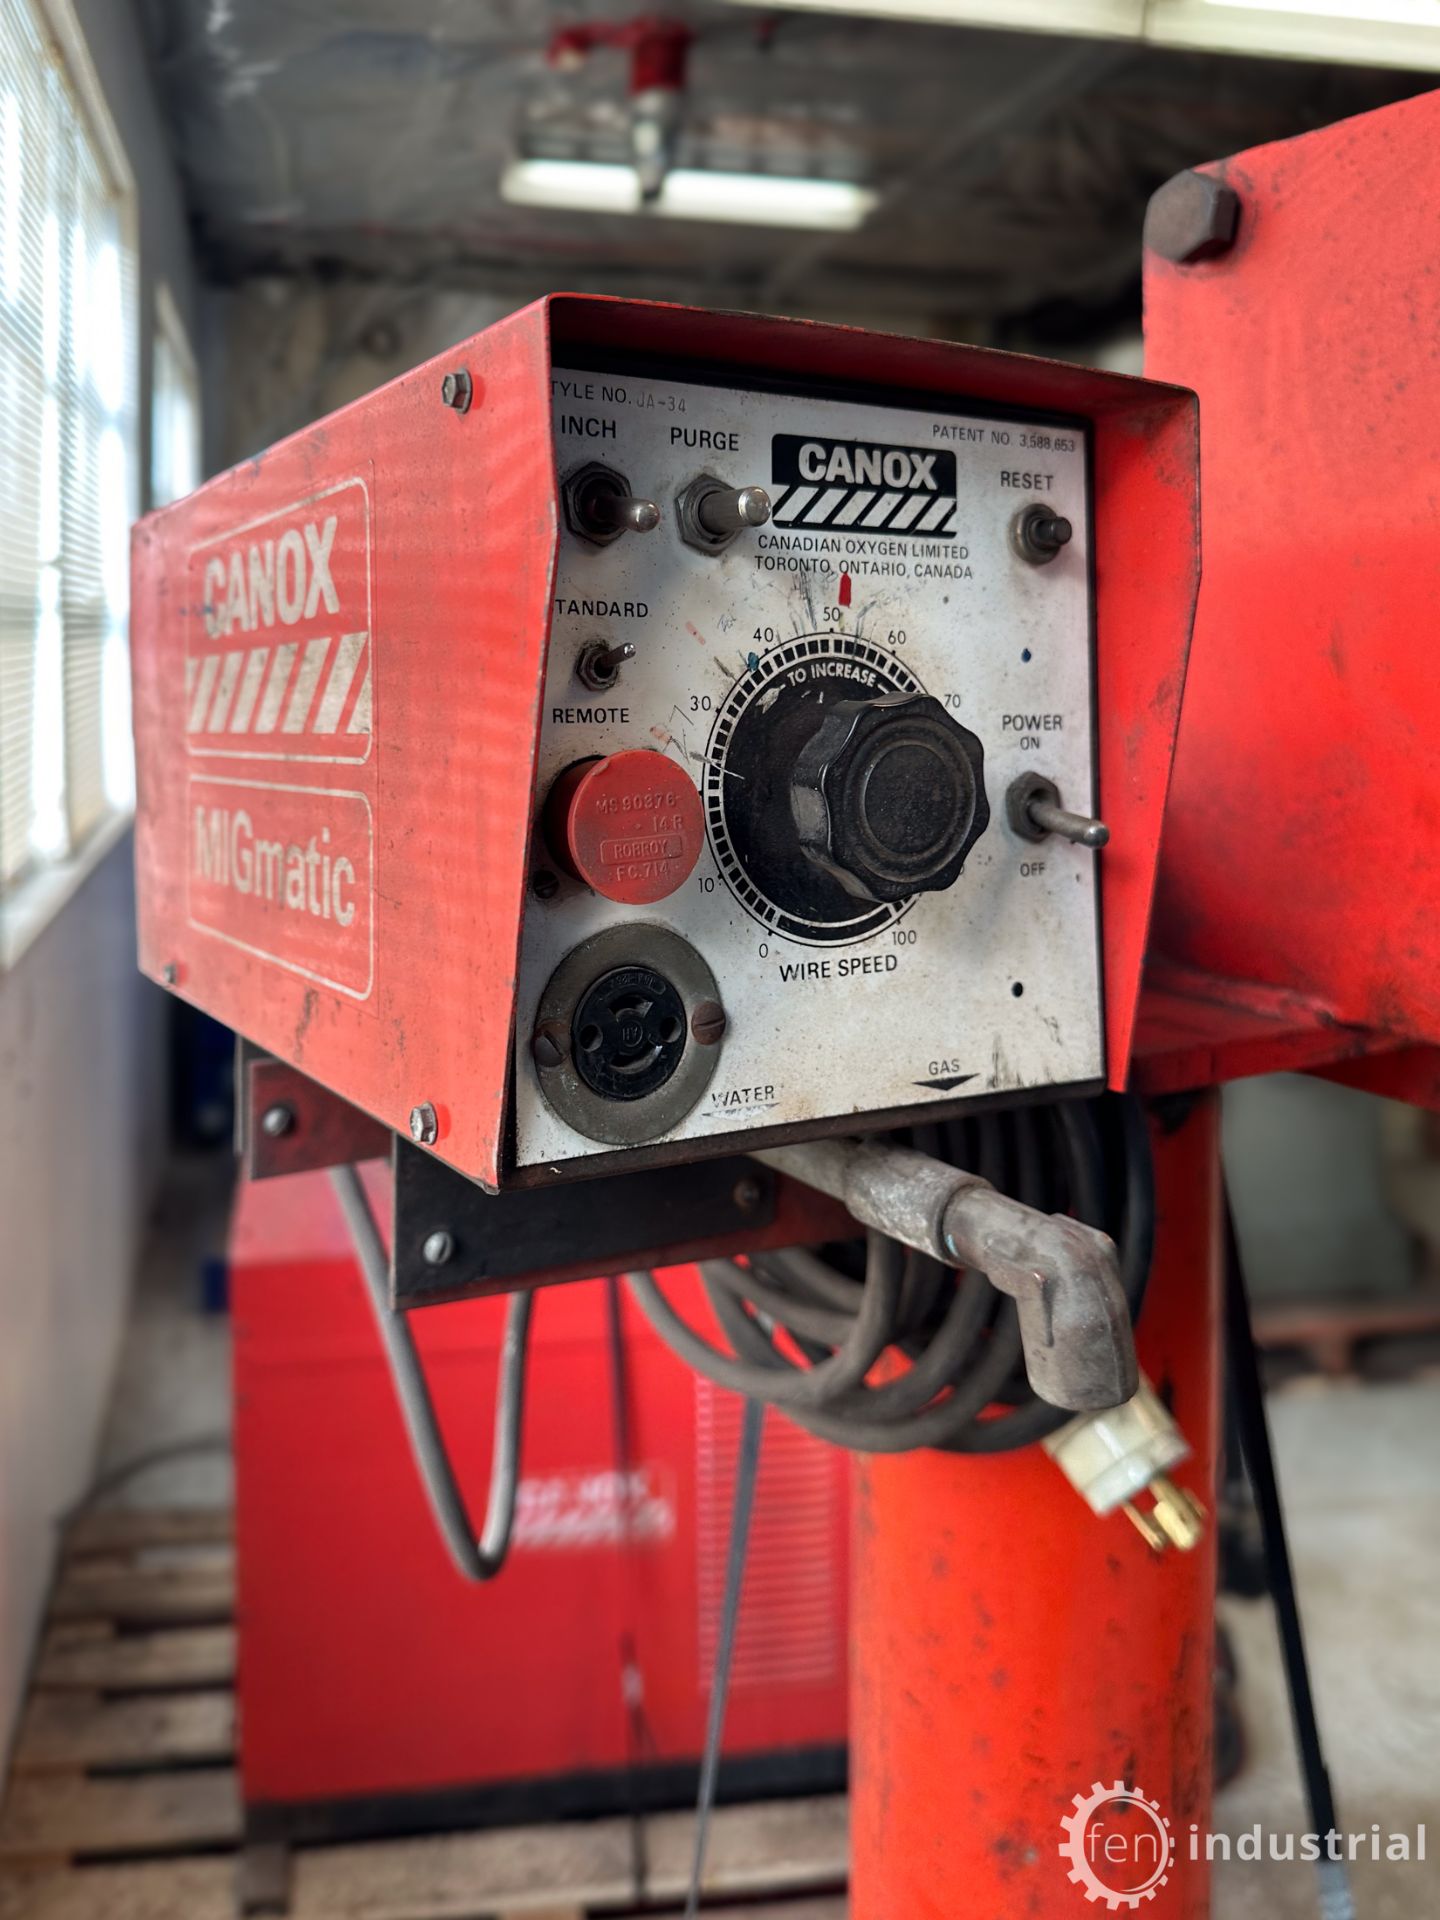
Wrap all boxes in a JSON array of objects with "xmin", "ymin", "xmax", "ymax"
[{"xmin": 750, "ymin": 1137, "xmax": 1137, "ymax": 1412}]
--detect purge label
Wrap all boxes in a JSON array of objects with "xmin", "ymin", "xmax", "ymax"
[
  {"xmin": 186, "ymin": 477, "xmax": 372, "ymax": 762},
  {"xmin": 187, "ymin": 775, "xmax": 374, "ymax": 998}
]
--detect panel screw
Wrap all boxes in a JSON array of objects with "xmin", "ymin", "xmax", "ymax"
[
  {"xmin": 532, "ymin": 1021, "xmax": 568, "ymax": 1070},
  {"xmin": 691, "ymin": 1000, "xmax": 727, "ymax": 1046},
  {"xmin": 260, "ymin": 1103, "xmax": 295, "ymax": 1139},
  {"xmin": 440, "ymin": 369, "xmax": 473, "ymax": 412},
  {"xmin": 531, "ymin": 870, "xmax": 559, "ymax": 901},
  {"xmin": 161, "ymin": 962, "xmax": 179, "ymax": 985},
  {"xmin": 409, "ymin": 1102, "xmax": 439, "ymax": 1145},
  {"xmin": 422, "ymin": 1230, "xmax": 454, "ymax": 1267},
  {"xmin": 1144, "ymin": 169, "xmax": 1240, "ymax": 266},
  {"xmin": 733, "ymin": 1177, "xmax": 763, "ymax": 1215}
]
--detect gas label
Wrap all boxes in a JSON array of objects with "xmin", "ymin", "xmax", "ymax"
[
  {"xmin": 187, "ymin": 775, "xmax": 374, "ymax": 998},
  {"xmin": 186, "ymin": 477, "xmax": 372, "ymax": 762}
]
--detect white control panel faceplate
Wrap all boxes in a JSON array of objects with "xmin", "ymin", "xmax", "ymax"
[{"xmin": 515, "ymin": 367, "xmax": 1100, "ymax": 1170}]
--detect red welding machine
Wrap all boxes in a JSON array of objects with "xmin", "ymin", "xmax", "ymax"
[{"xmin": 231, "ymin": 1167, "xmax": 848, "ymax": 1838}]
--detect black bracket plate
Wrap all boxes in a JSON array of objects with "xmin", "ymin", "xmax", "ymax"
[
  {"xmin": 237, "ymin": 1040, "xmax": 391, "ymax": 1180},
  {"xmin": 391, "ymin": 1140, "xmax": 777, "ymax": 1309}
]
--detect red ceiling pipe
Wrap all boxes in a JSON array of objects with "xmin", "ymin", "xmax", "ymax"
[{"xmin": 547, "ymin": 17, "xmax": 693, "ymax": 93}]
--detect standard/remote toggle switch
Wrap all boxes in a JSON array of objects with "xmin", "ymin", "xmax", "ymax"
[
  {"xmin": 543, "ymin": 749, "xmax": 706, "ymax": 904},
  {"xmin": 576, "ymin": 639, "xmax": 636, "ymax": 691},
  {"xmin": 677, "ymin": 474, "xmax": 772, "ymax": 553},
  {"xmin": 562, "ymin": 461, "xmax": 660, "ymax": 546},
  {"xmin": 1007, "ymin": 773, "xmax": 1109, "ymax": 849}
]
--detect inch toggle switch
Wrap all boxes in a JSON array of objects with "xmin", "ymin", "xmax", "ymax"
[{"xmin": 562, "ymin": 462, "xmax": 660, "ymax": 546}]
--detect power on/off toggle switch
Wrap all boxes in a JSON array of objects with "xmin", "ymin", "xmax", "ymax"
[{"xmin": 543, "ymin": 749, "xmax": 706, "ymax": 905}]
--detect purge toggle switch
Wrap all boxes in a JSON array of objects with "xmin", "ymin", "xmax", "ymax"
[
  {"xmin": 789, "ymin": 693, "xmax": 990, "ymax": 904},
  {"xmin": 544, "ymin": 750, "xmax": 706, "ymax": 904}
]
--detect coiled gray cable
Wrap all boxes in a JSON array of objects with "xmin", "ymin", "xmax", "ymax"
[{"xmin": 626, "ymin": 1094, "xmax": 1154, "ymax": 1456}]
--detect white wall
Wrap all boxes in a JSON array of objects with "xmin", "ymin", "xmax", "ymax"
[
  {"xmin": 0, "ymin": 0, "xmax": 195, "ymax": 1766},
  {"xmin": 0, "ymin": 841, "xmax": 166, "ymax": 1760}
]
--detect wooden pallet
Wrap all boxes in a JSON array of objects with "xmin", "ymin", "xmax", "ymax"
[
  {"xmin": 1255, "ymin": 1289, "xmax": 1440, "ymax": 1378},
  {"xmin": 0, "ymin": 1509, "xmax": 848, "ymax": 1920}
]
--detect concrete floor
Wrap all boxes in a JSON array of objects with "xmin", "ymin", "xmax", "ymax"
[
  {"xmin": 92, "ymin": 1161, "xmax": 1440, "ymax": 1913},
  {"xmin": 1213, "ymin": 1376, "xmax": 1440, "ymax": 1918},
  {"xmin": 93, "ymin": 1152, "xmax": 234, "ymax": 1511}
]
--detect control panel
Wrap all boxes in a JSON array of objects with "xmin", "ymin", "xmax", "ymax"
[{"xmin": 516, "ymin": 369, "xmax": 1102, "ymax": 1170}]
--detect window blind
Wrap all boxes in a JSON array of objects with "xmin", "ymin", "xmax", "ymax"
[{"xmin": 0, "ymin": 0, "xmax": 136, "ymax": 894}]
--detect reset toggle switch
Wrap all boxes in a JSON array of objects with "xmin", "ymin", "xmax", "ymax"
[{"xmin": 543, "ymin": 750, "xmax": 706, "ymax": 904}]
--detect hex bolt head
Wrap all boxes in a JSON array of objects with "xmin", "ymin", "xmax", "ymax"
[
  {"xmin": 1144, "ymin": 169, "xmax": 1240, "ymax": 266},
  {"xmin": 532, "ymin": 1022, "xmax": 569, "ymax": 1071},
  {"xmin": 439, "ymin": 368, "xmax": 473, "ymax": 412},
  {"xmin": 409, "ymin": 1102, "xmax": 439, "ymax": 1145},
  {"xmin": 690, "ymin": 1000, "xmax": 727, "ymax": 1047},
  {"xmin": 531, "ymin": 870, "xmax": 559, "ymax": 901},
  {"xmin": 422, "ymin": 1230, "xmax": 454, "ymax": 1267},
  {"xmin": 260, "ymin": 1103, "xmax": 295, "ymax": 1139}
]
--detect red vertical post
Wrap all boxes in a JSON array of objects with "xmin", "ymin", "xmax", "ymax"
[{"xmin": 850, "ymin": 1095, "xmax": 1221, "ymax": 1919}]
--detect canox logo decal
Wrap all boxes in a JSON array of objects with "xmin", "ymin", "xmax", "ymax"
[
  {"xmin": 186, "ymin": 478, "xmax": 371, "ymax": 761},
  {"xmin": 184, "ymin": 477, "xmax": 376, "ymax": 1000},
  {"xmin": 769, "ymin": 435, "xmax": 959, "ymax": 535}
]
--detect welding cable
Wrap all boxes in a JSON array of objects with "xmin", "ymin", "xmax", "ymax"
[
  {"xmin": 329, "ymin": 1165, "xmax": 532, "ymax": 1582},
  {"xmin": 624, "ymin": 1093, "xmax": 1154, "ymax": 1457}
]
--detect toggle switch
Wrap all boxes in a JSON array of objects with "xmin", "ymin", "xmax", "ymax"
[
  {"xmin": 697, "ymin": 485, "xmax": 771, "ymax": 537},
  {"xmin": 1007, "ymin": 773, "xmax": 1109, "ymax": 849},
  {"xmin": 562, "ymin": 462, "xmax": 660, "ymax": 547},
  {"xmin": 576, "ymin": 640, "xmax": 636, "ymax": 691},
  {"xmin": 677, "ymin": 474, "xmax": 772, "ymax": 553}
]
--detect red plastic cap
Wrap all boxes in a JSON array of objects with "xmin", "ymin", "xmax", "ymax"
[{"xmin": 545, "ymin": 750, "xmax": 706, "ymax": 905}]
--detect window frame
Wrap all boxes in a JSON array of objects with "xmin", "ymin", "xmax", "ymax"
[
  {"xmin": 0, "ymin": 0, "xmax": 140, "ymax": 969},
  {"xmin": 151, "ymin": 278, "xmax": 201, "ymax": 511}
]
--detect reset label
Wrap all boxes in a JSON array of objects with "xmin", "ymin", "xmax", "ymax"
[{"xmin": 187, "ymin": 775, "xmax": 374, "ymax": 998}]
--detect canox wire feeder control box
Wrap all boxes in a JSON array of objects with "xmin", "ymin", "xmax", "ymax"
[{"xmin": 132, "ymin": 298, "xmax": 1198, "ymax": 1193}]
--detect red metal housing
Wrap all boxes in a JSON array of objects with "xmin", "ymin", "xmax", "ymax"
[
  {"xmin": 132, "ymin": 299, "xmax": 1199, "ymax": 1188},
  {"xmin": 231, "ymin": 1167, "xmax": 849, "ymax": 1828},
  {"xmin": 1141, "ymin": 90, "xmax": 1440, "ymax": 1094}
]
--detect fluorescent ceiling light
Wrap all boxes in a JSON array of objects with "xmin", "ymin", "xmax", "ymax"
[
  {"xmin": 1148, "ymin": 0, "xmax": 1440, "ymax": 63},
  {"xmin": 724, "ymin": 0, "xmax": 1144, "ymax": 38},
  {"xmin": 501, "ymin": 159, "xmax": 879, "ymax": 231},
  {"xmin": 723, "ymin": 0, "xmax": 1440, "ymax": 69},
  {"xmin": 1200, "ymin": 0, "xmax": 1438, "ymax": 19}
]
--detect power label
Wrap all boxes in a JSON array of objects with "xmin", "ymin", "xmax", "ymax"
[
  {"xmin": 769, "ymin": 434, "xmax": 959, "ymax": 535},
  {"xmin": 187, "ymin": 775, "xmax": 374, "ymax": 998},
  {"xmin": 186, "ymin": 477, "xmax": 372, "ymax": 762}
]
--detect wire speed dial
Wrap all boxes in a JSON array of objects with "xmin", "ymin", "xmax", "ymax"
[{"xmin": 703, "ymin": 632, "xmax": 935, "ymax": 946}]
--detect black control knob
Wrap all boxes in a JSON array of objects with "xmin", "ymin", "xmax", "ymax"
[{"xmin": 789, "ymin": 693, "xmax": 989, "ymax": 904}]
